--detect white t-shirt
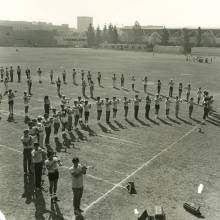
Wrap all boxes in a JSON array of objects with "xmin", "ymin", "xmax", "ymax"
[
  {"xmin": 96, "ymin": 101, "xmax": 103, "ymax": 111},
  {"xmin": 69, "ymin": 164, "xmax": 84, "ymax": 188},
  {"xmin": 45, "ymin": 157, "xmax": 59, "ymax": 173}
]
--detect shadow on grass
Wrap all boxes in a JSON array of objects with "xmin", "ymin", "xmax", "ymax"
[
  {"xmin": 210, "ymin": 112, "xmax": 220, "ymax": 120},
  {"xmin": 90, "ymin": 97, "xmax": 96, "ymax": 101},
  {"xmin": 86, "ymin": 125, "xmax": 97, "ymax": 136},
  {"xmin": 34, "ymin": 190, "xmax": 47, "ymax": 220},
  {"xmin": 22, "ymin": 174, "xmax": 35, "ymax": 204},
  {"xmin": 125, "ymin": 118, "xmax": 139, "ymax": 127},
  {"xmin": 158, "ymin": 117, "xmax": 173, "ymax": 126},
  {"xmin": 68, "ymin": 131, "xmax": 78, "ymax": 142},
  {"xmin": 135, "ymin": 118, "xmax": 150, "ymax": 127},
  {"xmin": 113, "ymin": 87, "xmax": 120, "ymax": 90},
  {"xmin": 147, "ymin": 117, "xmax": 160, "ymax": 125},
  {"xmin": 191, "ymin": 117, "xmax": 203, "ymax": 124},
  {"xmin": 177, "ymin": 116, "xmax": 193, "ymax": 125},
  {"xmin": 75, "ymin": 129, "xmax": 88, "ymax": 141},
  {"xmin": 206, "ymin": 119, "xmax": 220, "ymax": 127},
  {"xmin": 73, "ymin": 83, "xmax": 79, "ymax": 86},
  {"xmin": 108, "ymin": 122, "xmax": 120, "ymax": 131},
  {"xmin": 98, "ymin": 122, "xmax": 111, "ymax": 133},
  {"xmin": 49, "ymin": 202, "xmax": 65, "ymax": 220},
  {"xmin": 133, "ymin": 89, "xmax": 140, "ymax": 93},
  {"xmin": 167, "ymin": 116, "xmax": 181, "ymax": 125},
  {"xmin": 122, "ymin": 88, "xmax": 130, "ymax": 92},
  {"xmin": 114, "ymin": 120, "xmax": 127, "ymax": 129}
]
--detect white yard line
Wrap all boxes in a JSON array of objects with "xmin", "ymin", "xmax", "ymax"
[
  {"xmin": 0, "ymin": 144, "xmax": 22, "ymax": 154},
  {"xmin": 98, "ymin": 134, "xmax": 142, "ymax": 146},
  {"xmin": 83, "ymin": 125, "xmax": 198, "ymax": 213}
]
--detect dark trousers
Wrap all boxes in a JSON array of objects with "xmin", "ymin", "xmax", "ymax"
[
  {"xmin": 186, "ymin": 92, "xmax": 190, "ymax": 102},
  {"xmin": 203, "ymin": 107, "xmax": 209, "ymax": 120},
  {"xmin": 113, "ymin": 109, "xmax": 117, "ymax": 118},
  {"xmin": 44, "ymin": 104, "xmax": 50, "ymax": 114},
  {"xmin": 10, "ymin": 74, "xmax": 13, "ymax": 82},
  {"xmin": 124, "ymin": 107, "xmax": 128, "ymax": 118},
  {"xmin": 54, "ymin": 122, "xmax": 60, "ymax": 135},
  {"xmin": 134, "ymin": 106, "xmax": 139, "ymax": 119},
  {"xmin": 189, "ymin": 106, "xmax": 193, "ymax": 118},
  {"xmin": 45, "ymin": 126, "xmax": 51, "ymax": 145},
  {"xmin": 25, "ymin": 106, "xmax": 29, "ymax": 114},
  {"xmin": 169, "ymin": 87, "xmax": 173, "ymax": 97},
  {"xmin": 9, "ymin": 101, "xmax": 14, "ymax": 114},
  {"xmin": 106, "ymin": 111, "xmax": 110, "ymax": 123},
  {"xmin": 28, "ymin": 85, "xmax": 32, "ymax": 95},
  {"xmin": 34, "ymin": 162, "xmax": 43, "ymax": 188},
  {"xmin": 179, "ymin": 89, "xmax": 182, "ymax": 98},
  {"xmin": 144, "ymin": 84, "xmax": 147, "ymax": 93},
  {"xmin": 72, "ymin": 187, "xmax": 83, "ymax": 210},
  {"xmin": 97, "ymin": 110, "xmax": 102, "ymax": 120},
  {"xmin": 157, "ymin": 86, "xmax": 161, "ymax": 94},
  {"xmin": 74, "ymin": 115, "xmax": 79, "ymax": 127},
  {"xmin": 23, "ymin": 149, "xmax": 32, "ymax": 173},
  {"xmin": 17, "ymin": 73, "xmax": 21, "ymax": 82},
  {"xmin": 84, "ymin": 111, "xmax": 89, "ymax": 122},
  {"xmin": 79, "ymin": 108, "xmax": 83, "ymax": 118},
  {"xmin": 145, "ymin": 105, "xmax": 150, "ymax": 118}
]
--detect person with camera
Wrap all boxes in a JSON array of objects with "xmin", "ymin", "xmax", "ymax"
[{"xmin": 69, "ymin": 157, "xmax": 87, "ymax": 215}]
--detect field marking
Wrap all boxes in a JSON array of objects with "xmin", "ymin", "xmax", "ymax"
[
  {"xmin": 83, "ymin": 125, "xmax": 198, "ymax": 213},
  {"xmin": 98, "ymin": 134, "xmax": 142, "ymax": 146},
  {"xmin": 0, "ymin": 144, "xmax": 22, "ymax": 154}
]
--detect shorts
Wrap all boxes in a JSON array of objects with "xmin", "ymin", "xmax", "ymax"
[{"xmin": 48, "ymin": 170, "xmax": 59, "ymax": 181}]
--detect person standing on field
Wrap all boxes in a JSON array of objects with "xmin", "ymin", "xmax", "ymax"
[
  {"xmin": 145, "ymin": 95, "xmax": 151, "ymax": 119},
  {"xmin": 9, "ymin": 66, "xmax": 14, "ymax": 82},
  {"xmin": 121, "ymin": 74, "xmax": 124, "ymax": 88},
  {"xmin": 45, "ymin": 151, "xmax": 62, "ymax": 203},
  {"xmin": 97, "ymin": 72, "xmax": 101, "ymax": 87},
  {"xmin": 32, "ymin": 142, "xmax": 46, "ymax": 190},
  {"xmin": 50, "ymin": 70, "xmax": 54, "ymax": 84},
  {"xmin": 17, "ymin": 65, "xmax": 21, "ymax": 82},
  {"xmin": 21, "ymin": 129, "xmax": 33, "ymax": 175},
  {"xmin": 112, "ymin": 74, "xmax": 116, "ymax": 88},
  {"xmin": 168, "ymin": 79, "xmax": 174, "ymax": 97},
  {"xmin": 186, "ymin": 83, "xmax": 191, "ymax": 102},
  {"xmin": 72, "ymin": 69, "xmax": 77, "ymax": 84},
  {"xmin": 69, "ymin": 157, "xmax": 87, "ymax": 215},
  {"xmin": 197, "ymin": 88, "xmax": 202, "ymax": 104},
  {"xmin": 37, "ymin": 67, "xmax": 42, "ymax": 83}
]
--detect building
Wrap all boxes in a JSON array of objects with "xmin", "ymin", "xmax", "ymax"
[
  {"xmin": 54, "ymin": 31, "xmax": 87, "ymax": 47},
  {"xmin": 77, "ymin": 16, "xmax": 93, "ymax": 32},
  {"xmin": 0, "ymin": 26, "xmax": 14, "ymax": 46}
]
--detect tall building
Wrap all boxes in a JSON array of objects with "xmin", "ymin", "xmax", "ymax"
[{"xmin": 77, "ymin": 16, "xmax": 93, "ymax": 32}]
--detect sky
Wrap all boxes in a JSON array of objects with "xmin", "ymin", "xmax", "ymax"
[{"xmin": 1, "ymin": 0, "xmax": 219, "ymax": 28}]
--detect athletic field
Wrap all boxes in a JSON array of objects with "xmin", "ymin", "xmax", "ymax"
[{"xmin": 0, "ymin": 47, "xmax": 220, "ymax": 220}]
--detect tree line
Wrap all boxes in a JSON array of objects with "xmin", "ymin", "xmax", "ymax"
[{"xmin": 87, "ymin": 21, "xmax": 218, "ymax": 51}]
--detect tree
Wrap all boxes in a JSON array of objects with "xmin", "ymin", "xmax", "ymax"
[
  {"xmin": 95, "ymin": 26, "xmax": 102, "ymax": 46},
  {"xmin": 148, "ymin": 32, "xmax": 162, "ymax": 46},
  {"xmin": 102, "ymin": 24, "xmax": 108, "ymax": 43},
  {"xmin": 86, "ymin": 23, "xmax": 95, "ymax": 47},
  {"xmin": 196, "ymin": 27, "xmax": 202, "ymax": 46},
  {"xmin": 161, "ymin": 27, "xmax": 169, "ymax": 45},
  {"xmin": 201, "ymin": 31, "xmax": 216, "ymax": 46},
  {"xmin": 132, "ymin": 21, "xmax": 144, "ymax": 43},
  {"xmin": 108, "ymin": 23, "xmax": 114, "ymax": 43},
  {"xmin": 112, "ymin": 25, "xmax": 119, "ymax": 43},
  {"xmin": 181, "ymin": 28, "xmax": 190, "ymax": 53}
]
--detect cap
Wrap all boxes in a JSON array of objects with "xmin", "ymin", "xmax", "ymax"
[
  {"xmin": 72, "ymin": 157, "xmax": 79, "ymax": 164},
  {"xmin": 24, "ymin": 129, "xmax": 29, "ymax": 134},
  {"xmin": 34, "ymin": 142, "xmax": 39, "ymax": 147}
]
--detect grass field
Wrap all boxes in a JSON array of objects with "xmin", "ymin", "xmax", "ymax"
[{"xmin": 0, "ymin": 47, "xmax": 220, "ymax": 220}]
